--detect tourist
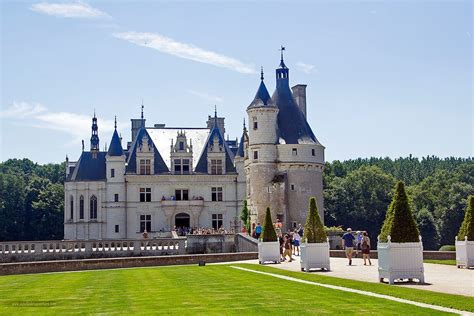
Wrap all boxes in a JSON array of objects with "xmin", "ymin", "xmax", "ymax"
[
  {"xmin": 361, "ymin": 232, "xmax": 372, "ymax": 265},
  {"xmin": 278, "ymin": 232, "xmax": 285, "ymax": 261},
  {"xmin": 142, "ymin": 229, "xmax": 149, "ymax": 239},
  {"xmin": 297, "ymin": 223, "xmax": 304, "ymax": 238},
  {"xmin": 255, "ymin": 223, "xmax": 262, "ymax": 240},
  {"xmin": 292, "ymin": 229, "xmax": 301, "ymax": 256},
  {"xmin": 274, "ymin": 220, "xmax": 282, "ymax": 237},
  {"xmin": 342, "ymin": 228, "xmax": 355, "ymax": 265},
  {"xmin": 283, "ymin": 234, "xmax": 293, "ymax": 262}
]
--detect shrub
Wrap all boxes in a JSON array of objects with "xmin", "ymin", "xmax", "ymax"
[
  {"xmin": 324, "ymin": 226, "xmax": 344, "ymax": 233},
  {"xmin": 439, "ymin": 245, "xmax": 455, "ymax": 251},
  {"xmin": 261, "ymin": 207, "xmax": 277, "ymax": 242},
  {"xmin": 457, "ymin": 195, "xmax": 474, "ymax": 241},
  {"xmin": 379, "ymin": 181, "xmax": 420, "ymax": 243},
  {"xmin": 303, "ymin": 197, "xmax": 327, "ymax": 243},
  {"xmin": 240, "ymin": 200, "xmax": 250, "ymax": 233}
]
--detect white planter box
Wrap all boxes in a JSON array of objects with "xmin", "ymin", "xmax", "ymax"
[
  {"xmin": 377, "ymin": 236, "xmax": 424, "ymax": 284},
  {"xmin": 300, "ymin": 241, "xmax": 330, "ymax": 272},
  {"xmin": 456, "ymin": 237, "xmax": 474, "ymax": 268},
  {"xmin": 258, "ymin": 241, "xmax": 280, "ymax": 264}
]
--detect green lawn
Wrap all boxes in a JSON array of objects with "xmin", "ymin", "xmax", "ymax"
[
  {"xmin": 0, "ymin": 264, "xmax": 469, "ymax": 315},
  {"xmin": 424, "ymin": 259, "xmax": 457, "ymax": 266}
]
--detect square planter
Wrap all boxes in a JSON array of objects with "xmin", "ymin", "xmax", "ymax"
[
  {"xmin": 300, "ymin": 241, "xmax": 330, "ymax": 272},
  {"xmin": 377, "ymin": 236, "xmax": 424, "ymax": 284},
  {"xmin": 258, "ymin": 241, "xmax": 280, "ymax": 264},
  {"xmin": 456, "ymin": 237, "xmax": 474, "ymax": 268}
]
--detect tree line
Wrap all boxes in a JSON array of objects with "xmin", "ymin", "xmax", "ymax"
[
  {"xmin": 0, "ymin": 156, "xmax": 472, "ymax": 248},
  {"xmin": 324, "ymin": 156, "xmax": 473, "ymax": 250}
]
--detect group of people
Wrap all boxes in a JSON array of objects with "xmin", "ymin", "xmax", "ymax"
[
  {"xmin": 175, "ymin": 226, "xmax": 232, "ymax": 236},
  {"xmin": 342, "ymin": 228, "xmax": 372, "ymax": 266}
]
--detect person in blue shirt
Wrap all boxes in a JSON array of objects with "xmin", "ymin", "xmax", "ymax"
[
  {"xmin": 255, "ymin": 223, "xmax": 262, "ymax": 239},
  {"xmin": 342, "ymin": 228, "xmax": 356, "ymax": 265}
]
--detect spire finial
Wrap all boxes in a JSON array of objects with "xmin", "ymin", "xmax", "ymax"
[
  {"xmin": 243, "ymin": 118, "xmax": 246, "ymax": 129},
  {"xmin": 114, "ymin": 116, "xmax": 117, "ymax": 129},
  {"xmin": 214, "ymin": 104, "xmax": 217, "ymax": 118},
  {"xmin": 93, "ymin": 109, "xmax": 96, "ymax": 118},
  {"xmin": 260, "ymin": 66, "xmax": 264, "ymax": 81},
  {"xmin": 280, "ymin": 45, "xmax": 285, "ymax": 62},
  {"xmin": 140, "ymin": 100, "xmax": 145, "ymax": 128}
]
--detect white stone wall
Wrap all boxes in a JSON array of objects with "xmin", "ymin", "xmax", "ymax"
[{"xmin": 247, "ymin": 107, "xmax": 278, "ymax": 146}]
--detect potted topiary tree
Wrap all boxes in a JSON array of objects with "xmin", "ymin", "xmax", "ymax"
[
  {"xmin": 455, "ymin": 195, "xmax": 474, "ymax": 268},
  {"xmin": 300, "ymin": 197, "xmax": 330, "ymax": 272},
  {"xmin": 258, "ymin": 207, "xmax": 280, "ymax": 264},
  {"xmin": 378, "ymin": 181, "xmax": 424, "ymax": 284}
]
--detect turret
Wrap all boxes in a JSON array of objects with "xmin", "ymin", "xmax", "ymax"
[
  {"xmin": 106, "ymin": 116, "xmax": 126, "ymax": 182},
  {"xmin": 90, "ymin": 112, "xmax": 100, "ymax": 158},
  {"xmin": 246, "ymin": 67, "xmax": 279, "ymax": 150}
]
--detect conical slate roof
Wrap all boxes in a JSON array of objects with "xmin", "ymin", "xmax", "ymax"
[
  {"xmin": 247, "ymin": 76, "xmax": 275, "ymax": 109},
  {"xmin": 107, "ymin": 129, "xmax": 124, "ymax": 156}
]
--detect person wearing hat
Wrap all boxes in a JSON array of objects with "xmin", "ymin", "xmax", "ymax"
[{"xmin": 342, "ymin": 228, "xmax": 356, "ymax": 265}]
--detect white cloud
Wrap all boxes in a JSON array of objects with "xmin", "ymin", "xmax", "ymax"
[
  {"xmin": 30, "ymin": 2, "xmax": 110, "ymax": 19},
  {"xmin": 0, "ymin": 101, "xmax": 47, "ymax": 118},
  {"xmin": 113, "ymin": 32, "xmax": 256, "ymax": 74},
  {"xmin": 187, "ymin": 90, "xmax": 223, "ymax": 103},
  {"xmin": 1, "ymin": 102, "xmax": 118, "ymax": 145},
  {"xmin": 296, "ymin": 62, "xmax": 316, "ymax": 74}
]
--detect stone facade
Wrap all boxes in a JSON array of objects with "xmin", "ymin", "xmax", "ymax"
[{"xmin": 64, "ymin": 56, "xmax": 325, "ymax": 240}]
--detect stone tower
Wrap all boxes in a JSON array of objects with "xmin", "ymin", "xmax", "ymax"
[{"xmin": 246, "ymin": 52, "xmax": 325, "ymax": 231}]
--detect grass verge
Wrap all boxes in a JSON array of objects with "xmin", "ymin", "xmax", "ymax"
[{"xmin": 424, "ymin": 260, "xmax": 456, "ymax": 266}]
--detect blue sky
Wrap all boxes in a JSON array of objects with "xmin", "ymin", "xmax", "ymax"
[{"xmin": 1, "ymin": 1, "xmax": 472, "ymax": 164}]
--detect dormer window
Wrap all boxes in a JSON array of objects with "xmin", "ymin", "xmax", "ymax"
[
  {"xmin": 179, "ymin": 141, "xmax": 184, "ymax": 151},
  {"xmin": 140, "ymin": 159, "xmax": 151, "ymax": 175},
  {"xmin": 210, "ymin": 159, "xmax": 223, "ymax": 175}
]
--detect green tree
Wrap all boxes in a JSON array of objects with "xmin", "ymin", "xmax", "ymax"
[
  {"xmin": 303, "ymin": 197, "xmax": 327, "ymax": 243},
  {"xmin": 240, "ymin": 200, "xmax": 250, "ymax": 233},
  {"xmin": 414, "ymin": 208, "xmax": 439, "ymax": 250},
  {"xmin": 457, "ymin": 195, "xmax": 474, "ymax": 241},
  {"xmin": 261, "ymin": 207, "xmax": 277, "ymax": 242},
  {"xmin": 32, "ymin": 182, "xmax": 64, "ymax": 240},
  {"xmin": 0, "ymin": 173, "xmax": 26, "ymax": 240},
  {"xmin": 379, "ymin": 182, "xmax": 420, "ymax": 243}
]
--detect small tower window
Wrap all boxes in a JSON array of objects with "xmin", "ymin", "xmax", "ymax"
[
  {"xmin": 253, "ymin": 151, "xmax": 258, "ymax": 160},
  {"xmin": 292, "ymin": 148, "xmax": 297, "ymax": 156},
  {"xmin": 114, "ymin": 194, "xmax": 119, "ymax": 202},
  {"xmin": 115, "ymin": 225, "xmax": 119, "ymax": 233},
  {"xmin": 253, "ymin": 121, "xmax": 258, "ymax": 130},
  {"xmin": 290, "ymin": 184, "xmax": 295, "ymax": 191},
  {"xmin": 111, "ymin": 168, "xmax": 115, "ymax": 178},
  {"xmin": 312, "ymin": 149, "xmax": 316, "ymax": 156}
]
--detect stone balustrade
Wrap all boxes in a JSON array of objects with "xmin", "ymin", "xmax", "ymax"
[{"xmin": 0, "ymin": 238, "xmax": 186, "ymax": 263}]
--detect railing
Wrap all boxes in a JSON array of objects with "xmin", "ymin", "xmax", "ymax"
[
  {"xmin": 0, "ymin": 238, "xmax": 186, "ymax": 263},
  {"xmin": 235, "ymin": 233, "xmax": 258, "ymax": 252}
]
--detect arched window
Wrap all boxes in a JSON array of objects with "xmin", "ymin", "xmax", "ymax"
[
  {"xmin": 90, "ymin": 195, "xmax": 97, "ymax": 220},
  {"xmin": 79, "ymin": 195, "xmax": 84, "ymax": 219},
  {"xmin": 69, "ymin": 196, "xmax": 74, "ymax": 220}
]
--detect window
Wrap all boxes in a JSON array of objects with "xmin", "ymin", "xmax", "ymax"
[
  {"xmin": 211, "ymin": 214, "xmax": 223, "ymax": 230},
  {"xmin": 253, "ymin": 151, "xmax": 258, "ymax": 160},
  {"xmin": 253, "ymin": 121, "xmax": 258, "ymax": 130},
  {"xmin": 79, "ymin": 195, "xmax": 84, "ymax": 219},
  {"xmin": 311, "ymin": 148, "xmax": 316, "ymax": 156},
  {"xmin": 179, "ymin": 141, "xmax": 184, "ymax": 151},
  {"xmin": 182, "ymin": 159, "xmax": 190, "ymax": 174},
  {"xmin": 175, "ymin": 189, "xmax": 189, "ymax": 201},
  {"xmin": 111, "ymin": 168, "xmax": 115, "ymax": 178},
  {"xmin": 290, "ymin": 184, "xmax": 295, "ymax": 191},
  {"xmin": 140, "ymin": 188, "xmax": 151, "ymax": 202},
  {"xmin": 140, "ymin": 215, "xmax": 151, "ymax": 232},
  {"xmin": 139, "ymin": 159, "xmax": 151, "ymax": 175},
  {"xmin": 211, "ymin": 187, "xmax": 223, "ymax": 201},
  {"xmin": 114, "ymin": 194, "xmax": 119, "ymax": 202},
  {"xmin": 210, "ymin": 159, "xmax": 223, "ymax": 175},
  {"xmin": 90, "ymin": 195, "xmax": 97, "ymax": 220},
  {"xmin": 69, "ymin": 196, "xmax": 74, "ymax": 220},
  {"xmin": 174, "ymin": 159, "xmax": 190, "ymax": 174},
  {"xmin": 292, "ymin": 148, "xmax": 298, "ymax": 156},
  {"xmin": 115, "ymin": 225, "xmax": 119, "ymax": 233}
]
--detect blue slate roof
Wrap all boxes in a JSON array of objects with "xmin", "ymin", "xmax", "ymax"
[
  {"xmin": 126, "ymin": 128, "xmax": 169, "ymax": 174},
  {"xmin": 69, "ymin": 151, "xmax": 107, "ymax": 181},
  {"xmin": 248, "ymin": 80, "xmax": 274, "ymax": 109},
  {"xmin": 272, "ymin": 64, "xmax": 318, "ymax": 145},
  {"xmin": 107, "ymin": 129, "xmax": 124, "ymax": 156},
  {"xmin": 194, "ymin": 121, "xmax": 237, "ymax": 174},
  {"xmin": 236, "ymin": 130, "xmax": 246, "ymax": 157}
]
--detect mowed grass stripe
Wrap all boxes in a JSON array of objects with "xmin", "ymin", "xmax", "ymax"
[
  {"xmin": 0, "ymin": 265, "xmax": 452, "ymax": 315},
  {"xmin": 233, "ymin": 263, "xmax": 473, "ymax": 312}
]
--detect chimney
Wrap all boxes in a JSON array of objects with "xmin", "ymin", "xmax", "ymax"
[
  {"xmin": 206, "ymin": 116, "xmax": 225, "ymax": 135},
  {"xmin": 291, "ymin": 84, "xmax": 307, "ymax": 118},
  {"xmin": 130, "ymin": 118, "xmax": 146, "ymax": 142}
]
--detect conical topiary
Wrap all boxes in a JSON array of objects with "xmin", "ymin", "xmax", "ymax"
[
  {"xmin": 457, "ymin": 195, "xmax": 474, "ymax": 241},
  {"xmin": 303, "ymin": 197, "xmax": 327, "ymax": 243},
  {"xmin": 379, "ymin": 181, "xmax": 420, "ymax": 243},
  {"xmin": 240, "ymin": 200, "xmax": 250, "ymax": 233},
  {"xmin": 261, "ymin": 207, "xmax": 277, "ymax": 242}
]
